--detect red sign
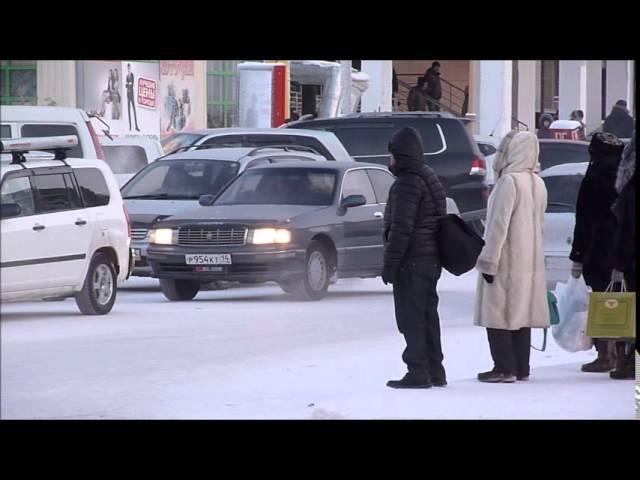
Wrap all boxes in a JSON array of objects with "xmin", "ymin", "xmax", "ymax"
[{"xmin": 137, "ymin": 77, "xmax": 157, "ymax": 109}]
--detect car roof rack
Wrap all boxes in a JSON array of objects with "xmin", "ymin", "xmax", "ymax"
[
  {"xmin": 0, "ymin": 135, "xmax": 78, "ymax": 166},
  {"xmin": 247, "ymin": 145, "xmax": 321, "ymax": 156}
]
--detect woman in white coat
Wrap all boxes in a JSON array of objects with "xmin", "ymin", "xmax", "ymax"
[{"xmin": 474, "ymin": 131, "xmax": 549, "ymax": 383}]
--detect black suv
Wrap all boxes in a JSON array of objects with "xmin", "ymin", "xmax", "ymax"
[{"xmin": 285, "ymin": 112, "xmax": 487, "ymax": 212}]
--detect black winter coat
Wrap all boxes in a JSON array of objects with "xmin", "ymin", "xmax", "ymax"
[
  {"xmin": 383, "ymin": 127, "xmax": 446, "ymax": 272},
  {"xmin": 603, "ymin": 107, "xmax": 634, "ymax": 139},
  {"xmin": 609, "ymin": 172, "xmax": 636, "ymax": 280},
  {"xmin": 570, "ymin": 134, "xmax": 623, "ymax": 290}
]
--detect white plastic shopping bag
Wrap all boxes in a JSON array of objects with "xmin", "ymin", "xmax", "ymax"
[{"xmin": 551, "ymin": 276, "xmax": 593, "ymax": 352}]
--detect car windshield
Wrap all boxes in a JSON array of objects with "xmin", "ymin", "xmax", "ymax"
[
  {"xmin": 542, "ymin": 174, "xmax": 584, "ymax": 213},
  {"xmin": 215, "ymin": 168, "xmax": 337, "ymax": 206},
  {"xmin": 160, "ymin": 133, "xmax": 205, "ymax": 154},
  {"xmin": 121, "ymin": 159, "xmax": 240, "ymax": 200}
]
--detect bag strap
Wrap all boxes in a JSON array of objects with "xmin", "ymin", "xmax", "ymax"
[
  {"xmin": 531, "ymin": 328, "xmax": 547, "ymax": 352},
  {"xmin": 605, "ymin": 280, "xmax": 627, "ymax": 292}
]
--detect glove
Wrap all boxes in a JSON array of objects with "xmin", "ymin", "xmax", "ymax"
[
  {"xmin": 482, "ymin": 273, "xmax": 494, "ymax": 284},
  {"xmin": 382, "ymin": 265, "xmax": 395, "ymax": 285},
  {"xmin": 571, "ymin": 262, "xmax": 583, "ymax": 279},
  {"xmin": 611, "ymin": 269, "xmax": 624, "ymax": 283}
]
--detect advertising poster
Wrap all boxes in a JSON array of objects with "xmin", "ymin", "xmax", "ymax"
[
  {"xmin": 159, "ymin": 61, "xmax": 196, "ymax": 138},
  {"xmin": 78, "ymin": 61, "xmax": 125, "ymax": 137},
  {"xmin": 238, "ymin": 64, "xmax": 273, "ymax": 128},
  {"xmin": 121, "ymin": 61, "xmax": 160, "ymax": 138}
]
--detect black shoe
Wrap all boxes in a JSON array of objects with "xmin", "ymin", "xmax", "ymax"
[
  {"xmin": 517, "ymin": 375, "xmax": 529, "ymax": 381},
  {"xmin": 386, "ymin": 373, "xmax": 433, "ymax": 389},
  {"xmin": 432, "ymin": 378, "xmax": 447, "ymax": 387},
  {"xmin": 477, "ymin": 369, "xmax": 516, "ymax": 383},
  {"xmin": 609, "ymin": 364, "xmax": 634, "ymax": 380}
]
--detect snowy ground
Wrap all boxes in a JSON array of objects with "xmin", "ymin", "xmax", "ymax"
[{"xmin": 1, "ymin": 272, "xmax": 634, "ymax": 419}]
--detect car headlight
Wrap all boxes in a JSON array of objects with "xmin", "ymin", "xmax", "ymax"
[
  {"xmin": 250, "ymin": 228, "xmax": 291, "ymax": 245},
  {"xmin": 150, "ymin": 228, "xmax": 177, "ymax": 245}
]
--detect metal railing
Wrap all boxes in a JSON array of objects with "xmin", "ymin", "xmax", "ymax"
[{"xmin": 396, "ymin": 73, "xmax": 467, "ymax": 116}]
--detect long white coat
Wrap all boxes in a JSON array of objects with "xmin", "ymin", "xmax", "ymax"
[{"xmin": 474, "ymin": 132, "xmax": 550, "ymax": 330}]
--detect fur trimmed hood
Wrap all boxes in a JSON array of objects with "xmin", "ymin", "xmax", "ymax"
[{"xmin": 492, "ymin": 131, "xmax": 540, "ymax": 179}]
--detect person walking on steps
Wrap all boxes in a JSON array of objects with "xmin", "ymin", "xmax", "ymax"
[
  {"xmin": 570, "ymin": 132, "xmax": 624, "ymax": 373},
  {"xmin": 423, "ymin": 62, "xmax": 442, "ymax": 112},
  {"xmin": 126, "ymin": 63, "xmax": 140, "ymax": 132},
  {"xmin": 407, "ymin": 77, "xmax": 427, "ymax": 112},
  {"xmin": 382, "ymin": 127, "xmax": 448, "ymax": 389},
  {"xmin": 608, "ymin": 133, "xmax": 636, "ymax": 380},
  {"xmin": 475, "ymin": 131, "xmax": 549, "ymax": 383}
]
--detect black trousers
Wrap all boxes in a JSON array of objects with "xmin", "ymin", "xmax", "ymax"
[
  {"xmin": 486, "ymin": 328, "xmax": 531, "ymax": 377},
  {"xmin": 127, "ymin": 93, "xmax": 139, "ymax": 129},
  {"xmin": 392, "ymin": 259, "xmax": 445, "ymax": 381}
]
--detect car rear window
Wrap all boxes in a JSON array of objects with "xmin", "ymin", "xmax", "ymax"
[
  {"xmin": 1, "ymin": 125, "xmax": 11, "ymax": 138},
  {"xmin": 539, "ymin": 144, "xmax": 589, "ymax": 170},
  {"xmin": 201, "ymin": 134, "xmax": 336, "ymax": 160},
  {"xmin": 542, "ymin": 174, "xmax": 584, "ymax": 213},
  {"xmin": 31, "ymin": 173, "xmax": 80, "ymax": 213},
  {"xmin": 102, "ymin": 145, "xmax": 149, "ymax": 174},
  {"xmin": 74, "ymin": 168, "xmax": 110, "ymax": 207},
  {"xmin": 160, "ymin": 132, "xmax": 205, "ymax": 154},
  {"xmin": 20, "ymin": 124, "xmax": 84, "ymax": 158}
]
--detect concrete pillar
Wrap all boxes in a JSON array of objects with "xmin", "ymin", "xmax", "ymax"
[
  {"xmin": 627, "ymin": 60, "xmax": 635, "ymax": 117},
  {"xmin": 582, "ymin": 60, "xmax": 602, "ymax": 133},
  {"xmin": 361, "ymin": 60, "xmax": 392, "ymax": 112},
  {"xmin": 516, "ymin": 60, "xmax": 536, "ymax": 131},
  {"xmin": 605, "ymin": 60, "xmax": 631, "ymax": 115},
  {"xmin": 340, "ymin": 60, "xmax": 352, "ymax": 115},
  {"xmin": 192, "ymin": 61, "xmax": 208, "ymax": 130},
  {"xmin": 558, "ymin": 60, "xmax": 581, "ymax": 120},
  {"xmin": 468, "ymin": 61, "xmax": 479, "ymax": 134},
  {"xmin": 475, "ymin": 60, "xmax": 512, "ymax": 137},
  {"xmin": 36, "ymin": 61, "xmax": 76, "ymax": 107}
]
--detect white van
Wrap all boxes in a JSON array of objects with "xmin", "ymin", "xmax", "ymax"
[
  {"xmin": 0, "ymin": 106, "xmax": 106, "ymax": 160},
  {"xmin": 100, "ymin": 137, "xmax": 164, "ymax": 186}
]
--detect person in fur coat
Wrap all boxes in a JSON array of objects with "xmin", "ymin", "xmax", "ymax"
[
  {"xmin": 474, "ymin": 131, "xmax": 549, "ymax": 383},
  {"xmin": 570, "ymin": 132, "xmax": 624, "ymax": 373}
]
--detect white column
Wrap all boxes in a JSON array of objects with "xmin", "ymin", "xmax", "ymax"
[
  {"xmin": 361, "ymin": 60, "xmax": 392, "ymax": 112},
  {"xmin": 192, "ymin": 61, "xmax": 208, "ymax": 130},
  {"xmin": 516, "ymin": 60, "xmax": 536, "ymax": 131},
  {"xmin": 626, "ymin": 60, "xmax": 635, "ymax": 116},
  {"xmin": 476, "ymin": 60, "xmax": 512, "ymax": 137},
  {"xmin": 36, "ymin": 61, "xmax": 76, "ymax": 107},
  {"xmin": 605, "ymin": 60, "xmax": 630, "ymax": 114},
  {"xmin": 583, "ymin": 60, "xmax": 602, "ymax": 133},
  {"xmin": 558, "ymin": 60, "xmax": 581, "ymax": 120}
]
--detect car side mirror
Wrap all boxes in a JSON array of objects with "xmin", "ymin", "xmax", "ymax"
[
  {"xmin": 198, "ymin": 194, "xmax": 216, "ymax": 207},
  {"xmin": 341, "ymin": 194, "xmax": 367, "ymax": 209},
  {"xmin": 0, "ymin": 203, "xmax": 21, "ymax": 219}
]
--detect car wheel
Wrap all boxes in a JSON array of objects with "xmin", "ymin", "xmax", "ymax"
[
  {"xmin": 159, "ymin": 278, "xmax": 200, "ymax": 301},
  {"xmin": 281, "ymin": 241, "xmax": 330, "ymax": 301},
  {"xmin": 75, "ymin": 253, "xmax": 117, "ymax": 315}
]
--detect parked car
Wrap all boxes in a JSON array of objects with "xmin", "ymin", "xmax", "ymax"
[
  {"xmin": 100, "ymin": 137, "xmax": 164, "ymax": 187},
  {"xmin": 474, "ymin": 134, "xmax": 500, "ymax": 187},
  {"xmin": 122, "ymin": 145, "xmax": 329, "ymax": 277},
  {"xmin": 160, "ymin": 128, "xmax": 352, "ymax": 162},
  {"xmin": 538, "ymin": 139, "xmax": 589, "ymax": 170},
  {"xmin": 540, "ymin": 162, "xmax": 587, "ymax": 289},
  {"xmin": 284, "ymin": 112, "xmax": 487, "ymax": 213},
  {"xmin": 146, "ymin": 162, "xmax": 397, "ymax": 301},
  {"xmin": 0, "ymin": 136, "xmax": 130, "ymax": 314},
  {"xmin": 0, "ymin": 105, "xmax": 106, "ymax": 160}
]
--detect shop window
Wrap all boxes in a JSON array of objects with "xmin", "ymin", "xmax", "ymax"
[{"xmin": 1, "ymin": 60, "xmax": 37, "ymax": 105}]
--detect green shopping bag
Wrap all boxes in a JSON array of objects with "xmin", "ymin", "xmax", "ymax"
[{"xmin": 586, "ymin": 281, "xmax": 636, "ymax": 339}]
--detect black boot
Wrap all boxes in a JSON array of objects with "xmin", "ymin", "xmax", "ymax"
[
  {"xmin": 387, "ymin": 372, "xmax": 433, "ymax": 389},
  {"xmin": 478, "ymin": 368, "xmax": 516, "ymax": 383},
  {"xmin": 610, "ymin": 346, "xmax": 634, "ymax": 380},
  {"xmin": 581, "ymin": 340, "xmax": 614, "ymax": 372}
]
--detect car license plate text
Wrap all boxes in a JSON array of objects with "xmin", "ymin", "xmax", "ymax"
[{"xmin": 185, "ymin": 254, "xmax": 232, "ymax": 265}]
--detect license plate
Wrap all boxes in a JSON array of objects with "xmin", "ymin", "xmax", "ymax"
[
  {"xmin": 133, "ymin": 249, "xmax": 142, "ymax": 261},
  {"xmin": 185, "ymin": 254, "xmax": 232, "ymax": 265}
]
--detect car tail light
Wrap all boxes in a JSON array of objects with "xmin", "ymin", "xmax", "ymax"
[
  {"xmin": 470, "ymin": 156, "xmax": 487, "ymax": 176},
  {"xmin": 123, "ymin": 205, "xmax": 131, "ymax": 240},
  {"xmin": 86, "ymin": 121, "xmax": 106, "ymax": 160}
]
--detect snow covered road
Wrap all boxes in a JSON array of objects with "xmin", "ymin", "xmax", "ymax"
[{"xmin": 1, "ymin": 272, "xmax": 634, "ymax": 419}]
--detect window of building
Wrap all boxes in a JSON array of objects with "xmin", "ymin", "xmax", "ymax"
[
  {"xmin": 0, "ymin": 60, "xmax": 37, "ymax": 105},
  {"xmin": 207, "ymin": 61, "xmax": 243, "ymax": 128}
]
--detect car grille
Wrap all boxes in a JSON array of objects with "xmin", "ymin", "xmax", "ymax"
[
  {"xmin": 131, "ymin": 228, "xmax": 148, "ymax": 241},
  {"xmin": 177, "ymin": 226, "xmax": 247, "ymax": 247}
]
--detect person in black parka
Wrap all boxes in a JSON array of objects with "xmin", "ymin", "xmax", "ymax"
[
  {"xmin": 570, "ymin": 132, "xmax": 624, "ymax": 372},
  {"xmin": 608, "ymin": 134, "xmax": 636, "ymax": 380},
  {"xmin": 382, "ymin": 127, "xmax": 448, "ymax": 389},
  {"xmin": 603, "ymin": 100, "xmax": 634, "ymax": 139}
]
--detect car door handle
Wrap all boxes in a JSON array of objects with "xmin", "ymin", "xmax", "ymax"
[
  {"xmin": 373, "ymin": 212, "xmax": 384, "ymax": 219},
  {"xmin": 32, "ymin": 224, "xmax": 45, "ymax": 231},
  {"xmin": 75, "ymin": 219, "xmax": 87, "ymax": 226}
]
